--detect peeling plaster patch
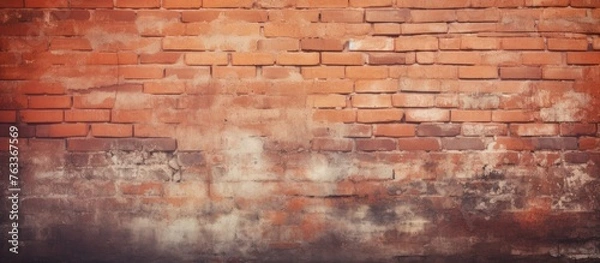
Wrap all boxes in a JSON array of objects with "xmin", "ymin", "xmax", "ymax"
[
  {"xmin": 540, "ymin": 91, "xmax": 591, "ymax": 122},
  {"xmin": 86, "ymin": 27, "xmax": 161, "ymax": 53}
]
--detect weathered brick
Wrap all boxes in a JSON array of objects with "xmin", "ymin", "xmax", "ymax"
[
  {"xmin": 366, "ymin": 9, "xmax": 410, "ymax": 23},
  {"xmin": 356, "ymin": 138, "xmax": 396, "ymax": 151},
  {"xmin": 392, "ymin": 93, "xmax": 435, "ymax": 108},
  {"xmin": 458, "ymin": 66, "xmax": 498, "ymax": 79},
  {"xmin": 442, "ymin": 138, "xmax": 486, "ymax": 150},
  {"xmin": 451, "ymin": 110, "xmax": 492, "ymax": 122},
  {"xmin": 352, "ymin": 94, "xmax": 392, "ymax": 108},
  {"xmin": 500, "ymin": 67, "xmax": 542, "ymax": 80},
  {"xmin": 322, "ymin": 53, "xmax": 364, "ymax": 65},
  {"xmin": 65, "ymin": 110, "xmax": 110, "ymax": 122},
  {"xmin": 313, "ymin": 109, "xmax": 356, "ymax": 123},
  {"xmin": 321, "ymin": 10, "xmax": 363, "ymax": 23},
  {"xmin": 357, "ymin": 109, "xmax": 403, "ymax": 123},
  {"xmin": 301, "ymin": 39, "xmax": 344, "ymax": 51},
  {"xmin": 396, "ymin": 36, "xmax": 438, "ymax": 51},
  {"xmin": 373, "ymin": 124, "xmax": 415, "ymax": 137},
  {"xmin": 277, "ymin": 53, "xmax": 320, "ymax": 66},
  {"xmin": 232, "ymin": 53, "xmax": 275, "ymax": 66},
  {"xmin": 535, "ymin": 137, "xmax": 578, "ymax": 150},
  {"xmin": 397, "ymin": 138, "xmax": 440, "ymax": 151},
  {"xmin": 36, "ymin": 124, "xmax": 88, "ymax": 138},
  {"xmin": 560, "ymin": 123, "xmax": 597, "ymax": 136},
  {"xmin": 311, "ymin": 138, "xmax": 354, "ymax": 152},
  {"xmin": 417, "ymin": 124, "xmax": 461, "ymax": 137},
  {"xmin": 405, "ymin": 109, "xmax": 450, "ymax": 122},
  {"xmin": 494, "ymin": 137, "xmax": 535, "ymax": 150},
  {"xmin": 355, "ymin": 80, "xmax": 397, "ymax": 93},
  {"xmin": 511, "ymin": 124, "xmax": 559, "ymax": 136}
]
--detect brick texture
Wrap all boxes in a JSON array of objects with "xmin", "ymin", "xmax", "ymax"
[{"xmin": 2, "ymin": 1, "xmax": 600, "ymax": 262}]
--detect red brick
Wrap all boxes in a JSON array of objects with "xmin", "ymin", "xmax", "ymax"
[
  {"xmin": 522, "ymin": 52, "xmax": 562, "ymax": 65},
  {"xmin": 112, "ymin": 110, "xmax": 153, "ymax": 123},
  {"xmin": 511, "ymin": 124, "xmax": 558, "ymax": 136},
  {"xmin": 18, "ymin": 82, "xmax": 64, "ymax": 95},
  {"xmin": 267, "ymin": 10, "xmax": 320, "ymax": 22},
  {"xmin": 49, "ymin": 38, "xmax": 91, "ymax": 51},
  {"xmin": 567, "ymin": 52, "xmax": 600, "ymax": 65},
  {"xmin": 442, "ymin": 138, "xmax": 486, "ymax": 150},
  {"xmin": 448, "ymin": 22, "xmax": 497, "ymax": 33},
  {"xmin": 263, "ymin": 24, "xmax": 305, "ymax": 38},
  {"xmin": 397, "ymin": 138, "xmax": 440, "ymax": 151},
  {"xmin": 184, "ymin": 53, "xmax": 228, "ymax": 66},
  {"xmin": 134, "ymin": 124, "xmax": 174, "ymax": 137},
  {"xmin": 571, "ymin": 0, "xmax": 600, "ymax": 7},
  {"xmin": 547, "ymin": 38, "xmax": 588, "ymax": 51},
  {"xmin": 458, "ymin": 66, "xmax": 498, "ymax": 79},
  {"xmin": 416, "ymin": 124, "xmax": 461, "ymax": 137},
  {"xmin": 25, "ymin": 0, "xmax": 68, "ymax": 7},
  {"xmin": 417, "ymin": 52, "xmax": 435, "ymax": 64},
  {"xmin": 162, "ymin": 0, "xmax": 202, "ymax": 8},
  {"xmin": 481, "ymin": 52, "xmax": 520, "ymax": 66},
  {"xmin": 404, "ymin": 65, "xmax": 459, "ymax": 79},
  {"xmin": 92, "ymin": 124, "xmax": 133, "ymax": 138},
  {"xmin": 277, "ymin": 53, "xmax": 320, "ymax": 66},
  {"xmin": 120, "ymin": 67, "xmax": 164, "ymax": 79},
  {"xmin": 560, "ymin": 123, "xmax": 597, "ymax": 136},
  {"xmin": 492, "ymin": 110, "xmax": 535, "ymax": 122},
  {"xmin": 457, "ymin": 9, "xmax": 500, "ymax": 22},
  {"xmin": 115, "ymin": 0, "xmax": 160, "ymax": 8},
  {"xmin": 202, "ymin": 0, "xmax": 253, "ymax": 7},
  {"xmin": 396, "ymin": 36, "xmax": 438, "ymax": 51},
  {"xmin": 402, "ymin": 23, "xmax": 448, "ymax": 35},
  {"xmin": 410, "ymin": 10, "xmax": 456, "ymax": 22},
  {"xmin": 297, "ymin": 0, "xmax": 348, "ymax": 7},
  {"xmin": 494, "ymin": 137, "xmax": 535, "ymax": 150},
  {"xmin": 213, "ymin": 66, "xmax": 256, "ymax": 79},
  {"xmin": 308, "ymin": 95, "xmax": 348, "ymax": 108},
  {"xmin": 257, "ymin": 38, "xmax": 300, "ymax": 51},
  {"xmin": 65, "ymin": 110, "xmax": 110, "ymax": 122},
  {"xmin": 373, "ymin": 23, "xmax": 401, "ymax": 35},
  {"xmin": 322, "ymin": 53, "xmax": 364, "ymax": 65},
  {"xmin": 355, "ymin": 80, "xmax": 397, "ymax": 93},
  {"xmin": 397, "ymin": 0, "xmax": 470, "ymax": 8},
  {"xmin": 357, "ymin": 109, "xmax": 403, "ymax": 123},
  {"xmin": 451, "ymin": 110, "xmax": 492, "ymax": 122},
  {"xmin": 301, "ymin": 39, "xmax": 344, "ymax": 51},
  {"xmin": 313, "ymin": 109, "xmax": 356, "ymax": 123},
  {"xmin": 308, "ymin": 80, "xmax": 354, "ymax": 94},
  {"xmin": 373, "ymin": 124, "xmax": 415, "ymax": 137},
  {"xmin": 20, "ymin": 110, "xmax": 63, "ymax": 123},
  {"xmin": 502, "ymin": 37, "xmax": 545, "ymax": 50},
  {"xmin": 460, "ymin": 36, "xmax": 500, "ymax": 50},
  {"xmin": 29, "ymin": 96, "xmax": 72, "ymax": 109},
  {"xmin": 352, "ymin": 94, "xmax": 392, "ymax": 108},
  {"xmin": 349, "ymin": 38, "xmax": 394, "ymax": 51},
  {"xmin": 500, "ymin": 67, "xmax": 542, "ymax": 79},
  {"xmin": 349, "ymin": 0, "xmax": 392, "ymax": 7},
  {"xmin": 302, "ymin": 66, "xmax": 345, "ymax": 79},
  {"xmin": 231, "ymin": 53, "xmax": 275, "ymax": 66},
  {"xmin": 163, "ymin": 37, "xmax": 206, "ymax": 51},
  {"xmin": 392, "ymin": 93, "xmax": 435, "ymax": 108},
  {"xmin": 368, "ymin": 53, "xmax": 407, "ymax": 65},
  {"xmin": 405, "ymin": 109, "xmax": 450, "ymax": 122},
  {"xmin": 346, "ymin": 66, "xmax": 388, "ymax": 79},
  {"xmin": 579, "ymin": 138, "xmax": 599, "ymax": 150},
  {"xmin": 0, "ymin": 111, "xmax": 17, "ymax": 123},
  {"xmin": 36, "ymin": 124, "xmax": 88, "ymax": 138},
  {"xmin": 0, "ymin": 0, "xmax": 24, "ymax": 7},
  {"xmin": 525, "ymin": 0, "xmax": 568, "ymax": 6},
  {"xmin": 542, "ymin": 66, "xmax": 583, "ymax": 80},
  {"xmin": 321, "ymin": 10, "xmax": 364, "ymax": 23},
  {"xmin": 365, "ymin": 9, "xmax": 410, "ymax": 23},
  {"xmin": 311, "ymin": 138, "xmax": 353, "ymax": 152},
  {"xmin": 262, "ymin": 66, "xmax": 298, "ymax": 79},
  {"xmin": 181, "ymin": 11, "xmax": 220, "ymax": 22},
  {"xmin": 437, "ymin": 52, "xmax": 481, "ymax": 65},
  {"xmin": 356, "ymin": 138, "xmax": 396, "ymax": 151},
  {"xmin": 342, "ymin": 124, "xmax": 372, "ymax": 138},
  {"xmin": 93, "ymin": 10, "xmax": 136, "ymax": 21},
  {"xmin": 140, "ymin": 53, "xmax": 181, "ymax": 64},
  {"xmin": 123, "ymin": 184, "xmax": 168, "ymax": 198}
]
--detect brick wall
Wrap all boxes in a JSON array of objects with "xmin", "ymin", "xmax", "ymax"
[{"xmin": 1, "ymin": 0, "xmax": 599, "ymax": 262}]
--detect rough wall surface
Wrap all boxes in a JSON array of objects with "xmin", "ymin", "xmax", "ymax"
[{"xmin": 0, "ymin": 0, "xmax": 599, "ymax": 262}]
